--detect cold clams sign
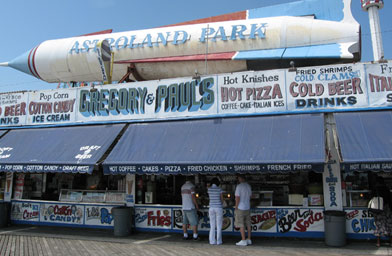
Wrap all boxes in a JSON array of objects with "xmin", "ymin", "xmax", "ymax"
[{"xmin": 0, "ymin": 61, "xmax": 391, "ymax": 128}]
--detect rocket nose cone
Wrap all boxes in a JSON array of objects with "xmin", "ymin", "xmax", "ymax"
[
  {"xmin": 8, "ymin": 49, "xmax": 34, "ymax": 75},
  {"xmin": 8, "ymin": 46, "xmax": 41, "ymax": 79}
]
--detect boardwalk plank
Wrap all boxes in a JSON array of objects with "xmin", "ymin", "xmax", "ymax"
[
  {"xmin": 76, "ymin": 240, "xmax": 94, "ymax": 256},
  {"xmin": 24, "ymin": 235, "xmax": 30, "ymax": 256},
  {"xmin": 32, "ymin": 236, "xmax": 45, "ymax": 256},
  {"xmin": 63, "ymin": 239, "xmax": 80, "ymax": 256},
  {"xmin": 77, "ymin": 240, "xmax": 93, "ymax": 256},
  {"xmin": 2, "ymin": 235, "xmax": 10, "ymax": 256},
  {"xmin": 53, "ymin": 237, "xmax": 67, "ymax": 255},
  {"xmin": 0, "ymin": 235, "xmax": 7, "ymax": 255},
  {"xmin": 105, "ymin": 241, "xmax": 125, "ymax": 254},
  {"xmin": 47, "ymin": 237, "xmax": 56, "ymax": 254},
  {"xmin": 12, "ymin": 235, "xmax": 18, "ymax": 256},
  {"xmin": 4, "ymin": 235, "xmax": 11, "ymax": 256},
  {"xmin": 30, "ymin": 235, "xmax": 39, "ymax": 256},
  {"xmin": 18, "ymin": 235, "xmax": 23, "ymax": 256},
  {"xmin": 89, "ymin": 240, "xmax": 110, "ymax": 256},
  {"xmin": 28, "ymin": 235, "xmax": 35, "ymax": 256},
  {"xmin": 42, "ymin": 237, "xmax": 54, "ymax": 256}
]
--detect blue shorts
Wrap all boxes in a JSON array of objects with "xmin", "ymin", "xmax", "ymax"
[{"xmin": 183, "ymin": 209, "xmax": 199, "ymax": 226}]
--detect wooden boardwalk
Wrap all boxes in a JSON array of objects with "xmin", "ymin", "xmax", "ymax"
[
  {"xmin": 0, "ymin": 226, "xmax": 388, "ymax": 256},
  {"xmin": 0, "ymin": 233, "xmax": 260, "ymax": 256}
]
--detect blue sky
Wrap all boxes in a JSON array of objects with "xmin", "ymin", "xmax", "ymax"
[{"xmin": 0, "ymin": 0, "xmax": 390, "ymax": 93}]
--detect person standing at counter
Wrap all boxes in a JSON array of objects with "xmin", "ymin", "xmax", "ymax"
[
  {"xmin": 208, "ymin": 177, "xmax": 224, "ymax": 245},
  {"xmin": 181, "ymin": 177, "xmax": 199, "ymax": 240},
  {"xmin": 370, "ymin": 176, "xmax": 392, "ymax": 247},
  {"xmin": 234, "ymin": 175, "xmax": 252, "ymax": 246}
]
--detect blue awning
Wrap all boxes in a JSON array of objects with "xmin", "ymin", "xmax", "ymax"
[
  {"xmin": 0, "ymin": 124, "xmax": 125, "ymax": 174},
  {"xmin": 335, "ymin": 111, "xmax": 392, "ymax": 172},
  {"xmin": 103, "ymin": 114, "xmax": 325, "ymax": 175}
]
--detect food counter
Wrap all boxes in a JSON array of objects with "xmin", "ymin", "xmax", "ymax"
[
  {"xmin": 10, "ymin": 199, "xmax": 123, "ymax": 228},
  {"xmin": 6, "ymin": 172, "xmax": 379, "ymax": 240},
  {"xmin": 10, "ymin": 189, "xmax": 126, "ymax": 228},
  {"xmin": 133, "ymin": 204, "xmax": 374, "ymax": 239},
  {"xmin": 9, "ymin": 200, "xmax": 376, "ymax": 239}
]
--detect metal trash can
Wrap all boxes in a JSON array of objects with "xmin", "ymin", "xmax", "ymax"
[
  {"xmin": 0, "ymin": 202, "xmax": 9, "ymax": 227},
  {"xmin": 112, "ymin": 206, "xmax": 132, "ymax": 237},
  {"xmin": 324, "ymin": 210, "xmax": 346, "ymax": 247}
]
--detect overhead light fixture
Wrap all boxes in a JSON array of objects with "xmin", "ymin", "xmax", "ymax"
[
  {"xmin": 192, "ymin": 69, "xmax": 201, "ymax": 80},
  {"xmin": 288, "ymin": 61, "xmax": 297, "ymax": 72},
  {"xmin": 90, "ymin": 84, "xmax": 98, "ymax": 92}
]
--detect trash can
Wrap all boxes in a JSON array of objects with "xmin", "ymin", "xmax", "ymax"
[
  {"xmin": 0, "ymin": 202, "xmax": 9, "ymax": 227},
  {"xmin": 112, "ymin": 206, "xmax": 132, "ymax": 237},
  {"xmin": 324, "ymin": 210, "xmax": 346, "ymax": 247}
]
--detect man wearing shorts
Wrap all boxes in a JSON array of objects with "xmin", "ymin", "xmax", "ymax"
[
  {"xmin": 181, "ymin": 177, "xmax": 199, "ymax": 240},
  {"xmin": 234, "ymin": 175, "xmax": 252, "ymax": 246}
]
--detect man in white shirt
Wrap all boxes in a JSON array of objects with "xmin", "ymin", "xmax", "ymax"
[
  {"xmin": 234, "ymin": 175, "xmax": 252, "ymax": 246},
  {"xmin": 181, "ymin": 177, "xmax": 199, "ymax": 240}
]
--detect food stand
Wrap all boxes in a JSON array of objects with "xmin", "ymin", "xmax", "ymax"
[
  {"xmin": 131, "ymin": 173, "xmax": 326, "ymax": 238},
  {"xmin": 0, "ymin": 60, "xmax": 390, "ymax": 241}
]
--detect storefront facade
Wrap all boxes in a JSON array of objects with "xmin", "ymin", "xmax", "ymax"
[{"xmin": 0, "ymin": 60, "xmax": 391, "ymax": 239}]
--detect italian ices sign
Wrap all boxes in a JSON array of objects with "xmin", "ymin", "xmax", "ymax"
[
  {"xmin": 365, "ymin": 62, "xmax": 392, "ymax": 107},
  {"xmin": 0, "ymin": 61, "xmax": 391, "ymax": 128}
]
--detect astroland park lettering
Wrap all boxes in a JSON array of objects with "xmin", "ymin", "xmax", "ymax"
[
  {"xmin": 290, "ymin": 66, "xmax": 363, "ymax": 108},
  {"xmin": 220, "ymin": 73, "xmax": 284, "ymax": 110},
  {"xmin": 69, "ymin": 23, "xmax": 266, "ymax": 53},
  {"xmin": 78, "ymin": 78, "xmax": 214, "ymax": 117}
]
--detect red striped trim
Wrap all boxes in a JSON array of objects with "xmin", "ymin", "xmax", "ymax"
[
  {"xmin": 27, "ymin": 48, "xmax": 38, "ymax": 78},
  {"xmin": 31, "ymin": 45, "xmax": 42, "ymax": 80},
  {"xmin": 115, "ymin": 52, "xmax": 236, "ymax": 64}
]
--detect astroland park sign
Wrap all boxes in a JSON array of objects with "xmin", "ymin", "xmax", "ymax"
[{"xmin": 0, "ymin": 60, "xmax": 391, "ymax": 128}]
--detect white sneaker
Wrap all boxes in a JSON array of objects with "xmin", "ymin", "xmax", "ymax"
[
  {"xmin": 236, "ymin": 240, "xmax": 248, "ymax": 246},
  {"xmin": 247, "ymin": 239, "xmax": 252, "ymax": 245}
]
